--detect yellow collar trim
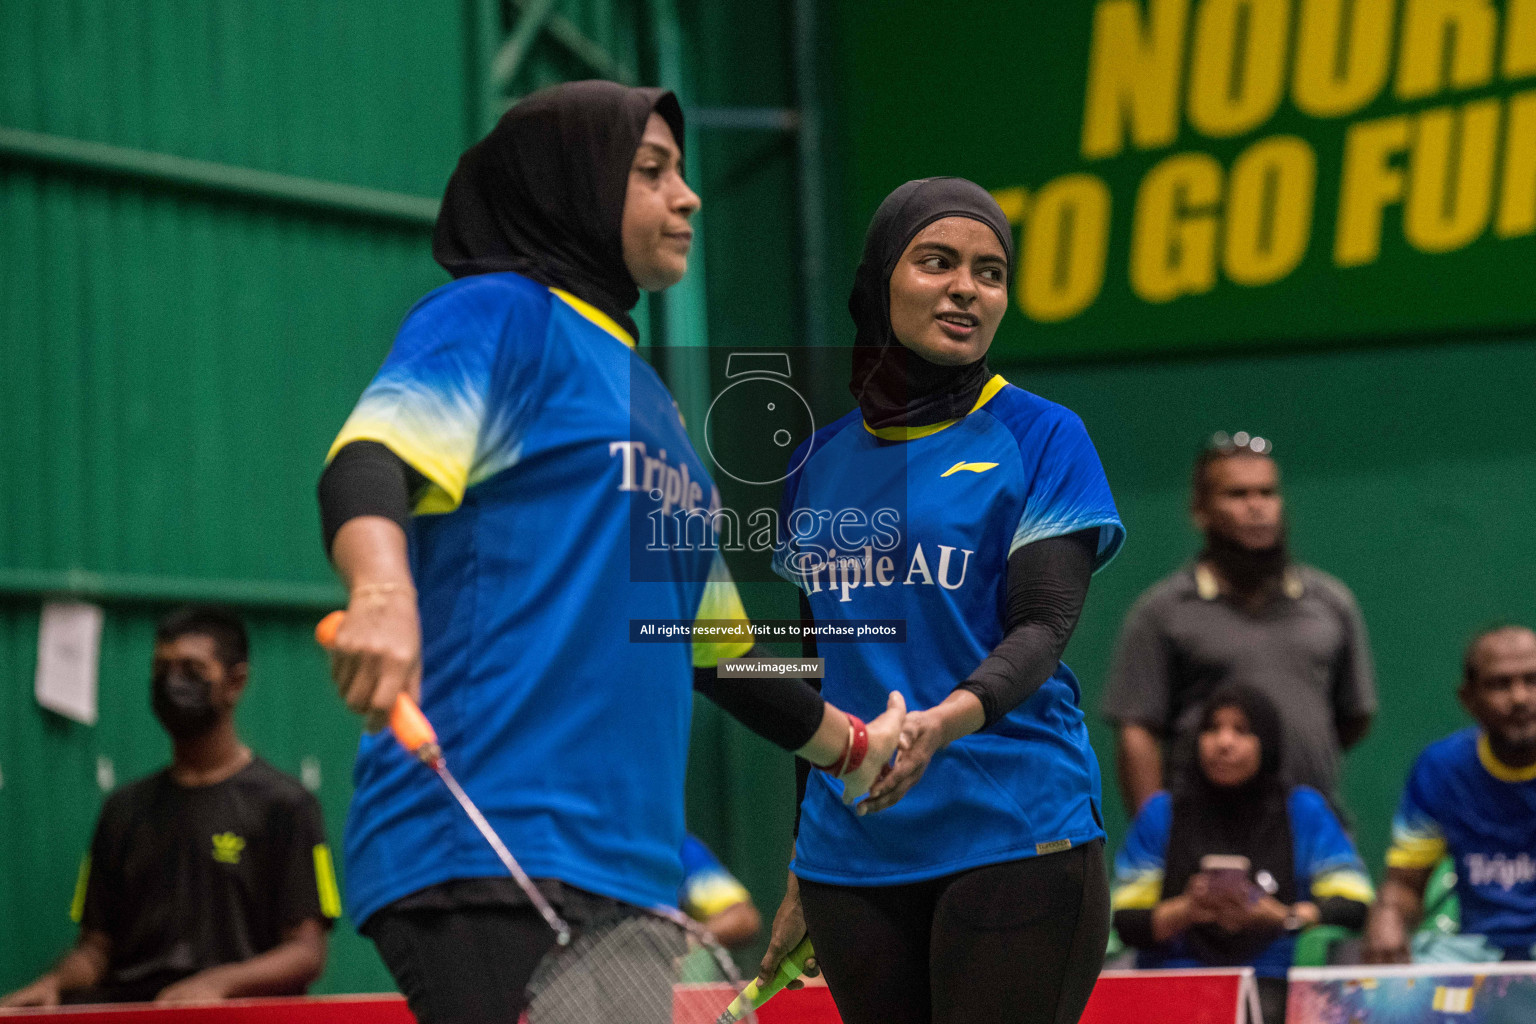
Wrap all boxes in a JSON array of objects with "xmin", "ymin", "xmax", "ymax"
[
  {"xmin": 1193, "ymin": 563, "xmax": 1305, "ymax": 601},
  {"xmin": 551, "ymin": 288, "xmax": 635, "ymax": 349},
  {"xmin": 863, "ymin": 374, "xmax": 1009, "ymax": 441},
  {"xmin": 1195, "ymin": 563, "xmax": 1220, "ymax": 600},
  {"xmin": 1478, "ymin": 734, "xmax": 1536, "ymax": 782}
]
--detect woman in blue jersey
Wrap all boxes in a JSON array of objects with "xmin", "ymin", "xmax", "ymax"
[
  {"xmin": 1111, "ymin": 684, "xmax": 1372, "ymax": 1024},
  {"xmin": 760, "ymin": 178, "xmax": 1125, "ymax": 1024},
  {"xmin": 316, "ymin": 81, "xmax": 905, "ymax": 1024}
]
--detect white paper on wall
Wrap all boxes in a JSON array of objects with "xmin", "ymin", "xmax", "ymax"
[{"xmin": 35, "ymin": 601, "xmax": 104, "ymax": 726}]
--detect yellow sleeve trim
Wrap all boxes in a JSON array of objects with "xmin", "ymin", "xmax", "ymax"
[
  {"xmin": 313, "ymin": 844, "xmax": 342, "ymax": 919},
  {"xmin": 1387, "ymin": 835, "xmax": 1447, "ymax": 870},
  {"xmin": 1110, "ymin": 870, "xmax": 1163, "ymax": 911},
  {"xmin": 1311, "ymin": 869, "xmax": 1375, "ymax": 903},
  {"xmin": 693, "ymin": 558, "xmax": 755, "ymax": 667},
  {"xmin": 70, "ymin": 855, "xmax": 91, "ymax": 923},
  {"xmin": 326, "ymin": 426, "xmax": 468, "ymax": 515},
  {"xmin": 685, "ymin": 875, "xmax": 754, "ymax": 920}
]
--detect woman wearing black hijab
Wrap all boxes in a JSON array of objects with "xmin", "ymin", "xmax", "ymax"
[
  {"xmin": 760, "ymin": 178, "xmax": 1126, "ymax": 1024},
  {"xmin": 1111, "ymin": 684, "xmax": 1372, "ymax": 1024},
  {"xmin": 316, "ymin": 81, "xmax": 906, "ymax": 1023}
]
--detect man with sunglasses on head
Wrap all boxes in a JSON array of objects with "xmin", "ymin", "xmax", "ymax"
[{"xmin": 1102, "ymin": 433, "xmax": 1376, "ymax": 818}]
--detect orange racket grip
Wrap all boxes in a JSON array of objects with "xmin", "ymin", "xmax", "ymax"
[
  {"xmin": 390, "ymin": 693, "xmax": 440, "ymax": 762},
  {"xmin": 315, "ymin": 610, "xmax": 346, "ymax": 649}
]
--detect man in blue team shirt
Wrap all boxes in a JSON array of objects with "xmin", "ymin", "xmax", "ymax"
[{"xmin": 1365, "ymin": 624, "xmax": 1536, "ymax": 962}]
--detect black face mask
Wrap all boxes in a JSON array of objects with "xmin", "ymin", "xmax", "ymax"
[
  {"xmin": 1201, "ymin": 523, "xmax": 1289, "ymax": 595},
  {"xmin": 151, "ymin": 664, "xmax": 223, "ymax": 741}
]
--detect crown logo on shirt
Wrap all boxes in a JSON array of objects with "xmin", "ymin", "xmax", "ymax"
[
  {"xmin": 211, "ymin": 832, "xmax": 246, "ymax": 865},
  {"xmin": 941, "ymin": 461, "xmax": 998, "ymax": 477}
]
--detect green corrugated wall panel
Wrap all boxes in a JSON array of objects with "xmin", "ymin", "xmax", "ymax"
[
  {"xmin": 0, "ymin": 0, "xmax": 465, "ymax": 195},
  {"xmin": 0, "ymin": 167, "xmax": 441, "ymax": 582}
]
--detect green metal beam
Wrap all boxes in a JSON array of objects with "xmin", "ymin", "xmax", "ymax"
[
  {"xmin": 0, "ymin": 126, "xmax": 439, "ymax": 228},
  {"xmin": 491, "ymin": 0, "xmax": 562, "ymax": 91},
  {"xmin": 505, "ymin": 0, "xmax": 636, "ymax": 87},
  {"xmin": 0, "ymin": 568, "xmax": 345, "ymax": 612}
]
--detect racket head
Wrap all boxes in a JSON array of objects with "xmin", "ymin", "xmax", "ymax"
[{"xmin": 524, "ymin": 903, "xmax": 756, "ymax": 1024}]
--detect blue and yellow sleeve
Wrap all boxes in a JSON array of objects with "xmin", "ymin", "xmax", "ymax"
[
  {"xmin": 328, "ymin": 284, "xmax": 535, "ymax": 514},
  {"xmin": 1386, "ymin": 758, "xmax": 1448, "ymax": 871},
  {"xmin": 1112, "ymin": 792, "xmax": 1172, "ymax": 911},
  {"xmin": 693, "ymin": 553, "xmax": 755, "ymax": 667},
  {"xmin": 1011, "ymin": 410, "xmax": 1125, "ymax": 570},
  {"xmin": 1290, "ymin": 788, "xmax": 1375, "ymax": 903},
  {"xmin": 679, "ymin": 833, "xmax": 753, "ymax": 921}
]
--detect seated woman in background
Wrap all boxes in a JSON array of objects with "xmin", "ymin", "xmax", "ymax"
[{"xmin": 1111, "ymin": 684, "xmax": 1373, "ymax": 1024}]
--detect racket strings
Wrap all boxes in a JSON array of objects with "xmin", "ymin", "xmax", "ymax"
[{"xmin": 524, "ymin": 911, "xmax": 754, "ymax": 1024}]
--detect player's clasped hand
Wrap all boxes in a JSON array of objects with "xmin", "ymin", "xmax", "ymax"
[
  {"xmin": 839, "ymin": 691, "xmax": 907, "ymax": 807},
  {"xmin": 858, "ymin": 705, "xmax": 946, "ymax": 816},
  {"xmin": 327, "ymin": 584, "xmax": 422, "ymax": 721}
]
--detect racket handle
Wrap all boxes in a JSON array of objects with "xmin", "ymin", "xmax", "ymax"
[
  {"xmin": 718, "ymin": 935, "xmax": 814, "ymax": 1023},
  {"xmin": 315, "ymin": 610, "xmax": 346, "ymax": 648},
  {"xmin": 389, "ymin": 692, "xmax": 440, "ymax": 763},
  {"xmin": 315, "ymin": 611, "xmax": 439, "ymax": 763}
]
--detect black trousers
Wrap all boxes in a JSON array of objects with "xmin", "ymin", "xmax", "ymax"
[
  {"xmin": 367, "ymin": 904, "xmax": 559, "ymax": 1024},
  {"xmin": 798, "ymin": 840, "xmax": 1110, "ymax": 1024}
]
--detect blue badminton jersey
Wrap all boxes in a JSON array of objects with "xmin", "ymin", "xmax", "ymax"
[
  {"xmin": 774, "ymin": 376, "xmax": 1124, "ymax": 884},
  {"xmin": 329, "ymin": 272, "xmax": 751, "ymax": 926},
  {"xmin": 1388, "ymin": 728, "xmax": 1536, "ymax": 957}
]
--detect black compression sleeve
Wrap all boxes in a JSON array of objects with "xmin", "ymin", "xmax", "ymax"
[
  {"xmin": 956, "ymin": 529, "xmax": 1097, "ymax": 728},
  {"xmin": 794, "ymin": 591, "xmax": 820, "ymax": 837},
  {"xmin": 693, "ymin": 642, "xmax": 825, "ymax": 752},
  {"xmin": 1316, "ymin": 896, "xmax": 1368, "ymax": 931},
  {"xmin": 317, "ymin": 440, "xmax": 429, "ymax": 555}
]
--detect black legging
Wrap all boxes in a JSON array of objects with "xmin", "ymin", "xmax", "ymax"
[{"xmin": 798, "ymin": 841, "xmax": 1109, "ymax": 1024}]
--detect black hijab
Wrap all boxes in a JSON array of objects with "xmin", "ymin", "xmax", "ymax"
[
  {"xmin": 848, "ymin": 177, "xmax": 1014, "ymax": 430},
  {"xmin": 432, "ymin": 80, "xmax": 685, "ymax": 340},
  {"xmin": 1164, "ymin": 683, "xmax": 1295, "ymax": 964}
]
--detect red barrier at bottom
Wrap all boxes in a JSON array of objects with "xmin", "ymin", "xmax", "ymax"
[
  {"xmin": 0, "ymin": 970, "xmax": 1257, "ymax": 1024},
  {"xmin": 0, "ymin": 995, "xmax": 415, "ymax": 1023},
  {"xmin": 1082, "ymin": 969, "xmax": 1259, "ymax": 1024}
]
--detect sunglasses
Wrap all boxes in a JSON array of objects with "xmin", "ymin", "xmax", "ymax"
[{"xmin": 1207, "ymin": 431, "xmax": 1272, "ymax": 456}]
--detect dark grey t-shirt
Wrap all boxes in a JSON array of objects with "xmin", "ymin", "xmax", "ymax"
[{"xmin": 1102, "ymin": 563, "xmax": 1376, "ymax": 803}]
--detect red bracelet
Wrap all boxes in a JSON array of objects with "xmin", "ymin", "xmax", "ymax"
[
  {"xmin": 812, "ymin": 720, "xmax": 849, "ymax": 774},
  {"xmin": 840, "ymin": 715, "xmax": 869, "ymax": 777}
]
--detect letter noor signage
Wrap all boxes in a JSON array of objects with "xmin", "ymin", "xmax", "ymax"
[{"xmin": 843, "ymin": 0, "xmax": 1536, "ymax": 359}]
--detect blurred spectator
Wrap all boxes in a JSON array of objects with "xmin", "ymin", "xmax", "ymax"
[
  {"xmin": 1103, "ymin": 433, "xmax": 1375, "ymax": 814},
  {"xmin": 680, "ymin": 833, "xmax": 761, "ymax": 950},
  {"xmin": 0, "ymin": 606, "xmax": 337, "ymax": 1007},
  {"xmin": 1365, "ymin": 625, "xmax": 1536, "ymax": 963},
  {"xmin": 1112, "ymin": 684, "xmax": 1371, "ymax": 1024}
]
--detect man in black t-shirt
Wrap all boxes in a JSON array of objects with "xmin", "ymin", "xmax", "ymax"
[{"xmin": 1, "ymin": 606, "xmax": 339, "ymax": 1007}]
